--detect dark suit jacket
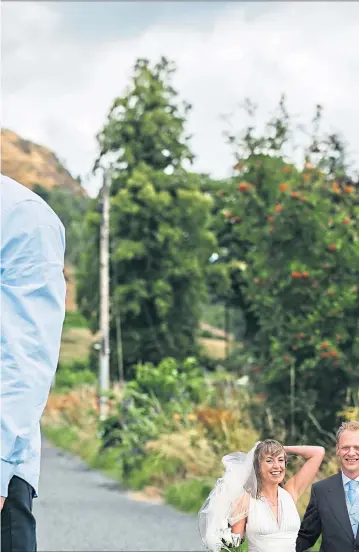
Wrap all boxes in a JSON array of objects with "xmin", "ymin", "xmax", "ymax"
[{"xmin": 296, "ymin": 472, "xmax": 358, "ymax": 552}]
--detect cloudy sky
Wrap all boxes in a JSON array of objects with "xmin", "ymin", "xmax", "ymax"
[{"xmin": 2, "ymin": 1, "xmax": 358, "ymax": 196}]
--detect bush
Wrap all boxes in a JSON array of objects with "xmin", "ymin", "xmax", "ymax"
[
  {"xmin": 98, "ymin": 356, "xmax": 213, "ymax": 477},
  {"xmin": 126, "ymin": 453, "xmax": 184, "ymax": 490},
  {"xmin": 55, "ymin": 360, "xmax": 97, "ymax": 390},
  {"xmin": 127, "ymin": 356, "xmax": 208, "ymax": 404},
  {"xmin": 166, "ymin": 478, "xmax": 214, "ymax": 513}
]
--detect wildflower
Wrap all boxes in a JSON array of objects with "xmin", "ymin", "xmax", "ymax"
[
  {"xmin": 279, "ymin": 183, "xmax": 289, "ymax": 192},
  {"xmin": 238, "ymin": 181, "xmax": 252, "ymax": 192},
  {"xmin": 344, "ymin": 185, "xmax": 354, "ymax": 193}
]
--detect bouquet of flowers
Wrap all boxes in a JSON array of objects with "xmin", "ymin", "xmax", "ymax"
[{"xmin": 218, "ymin": 520, "xmax": 246, "ymax": 552}]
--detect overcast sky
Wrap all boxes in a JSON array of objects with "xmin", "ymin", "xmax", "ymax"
[{"xmin": 2, "ymin": 1, "xmax": 358, "ymax": 196}]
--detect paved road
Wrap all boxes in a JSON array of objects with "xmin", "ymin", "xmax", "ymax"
[{"xmin": 34, "ymin": 440, "xmax": 205, "ymax": 551}]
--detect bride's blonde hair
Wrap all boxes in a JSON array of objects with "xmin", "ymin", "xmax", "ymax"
[{"xmin": 253, "ymin": 439, "xmax": 288, "ymax": 498}]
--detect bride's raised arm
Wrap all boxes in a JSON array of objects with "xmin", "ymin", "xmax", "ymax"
[{"xmin": 283, "ymin": 445, "xmax": 325, "ymax": 503}]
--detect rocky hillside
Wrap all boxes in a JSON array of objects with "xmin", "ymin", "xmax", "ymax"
[
  {"xmin": 1, "ymin": 128, "xmax": 86, "ymax": 196},
  {"xmin": 1, "ymin": 128, "xmax": 89, "ymax": 313}
]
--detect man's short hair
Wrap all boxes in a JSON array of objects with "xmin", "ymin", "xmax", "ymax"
[{"xmin": 336, "ymin": 420, "xmax": 359, "ymax": 445}]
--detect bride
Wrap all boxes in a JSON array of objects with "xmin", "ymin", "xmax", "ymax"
[{"xmin": 198, "ymin": 439, "xmax": 325, "ymax": 552}]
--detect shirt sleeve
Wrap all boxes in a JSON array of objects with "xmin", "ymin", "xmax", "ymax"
[{"xmin": 1, "ymin": 199, "xmax": 66, "ymax": 497}]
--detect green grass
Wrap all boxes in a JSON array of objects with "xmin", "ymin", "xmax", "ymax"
[
  {"xmin": 200, "ymin": 302, "xmax": 245, "ymax": 339},
  {"xmin": 42, "ymin": 425, "xmax": 79, "ymax": 450},
  {"xmin": 63, "ymin": 311, "xmax": 89, "ymax": 331},
  {"xmin": 42, "ymin": 424, "xmax": 124, "ymax": 483},
  {"xmin": 201, "ymin": 302, "xmax": 226, "ymax": 330},
  {"xmin": 59, "ymin": 325, "xmax": 93, "ymax": 365},
  {"xmin": 165, "ymin": 479, "xmax": 214, "ymax": 513}
]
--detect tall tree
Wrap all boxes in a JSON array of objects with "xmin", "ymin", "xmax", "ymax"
[
  {"xmin": 77, "ymin": 57, "xmax": 216, "ymax": 377},
  {"xmin": 212, "ymin": 97, "xmax": 359, "ymax": 441},
  {"xmin": 32, "ymin": 184, "xmax": 90, "ymax": 266}
]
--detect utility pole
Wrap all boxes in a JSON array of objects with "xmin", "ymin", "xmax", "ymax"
[{"xmin": 99, "ymin": 168, "xmax": 111, "ymax": 420}]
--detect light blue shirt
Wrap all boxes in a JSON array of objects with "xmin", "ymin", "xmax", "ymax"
[
  {"xmin": 342, "ymin": 472, "xmax": 359, "ymax": 491},
  {"xmin": 1, "ymin": 174, "xmax": 66, "ymax": 498},
  {"xmin": 342, "ymin": 472, "xmax": 359, "ymax": 535}
]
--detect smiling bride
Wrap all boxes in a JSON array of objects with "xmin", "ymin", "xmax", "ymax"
[{"xmin": 198, "ymin": 439, "xmax": 325, "ymax": 552}]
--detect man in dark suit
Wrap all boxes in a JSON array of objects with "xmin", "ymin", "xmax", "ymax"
[{"xmin": 296, "ymin": 420, "xmax": 359, "ymax": 552}]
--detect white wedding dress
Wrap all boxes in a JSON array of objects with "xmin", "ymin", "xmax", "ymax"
[{"xmin": 244, "ymin": 487, "xmax": 301, "ymax": 552}]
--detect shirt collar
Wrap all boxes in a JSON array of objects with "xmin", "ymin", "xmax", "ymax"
[{"xmin": 342, "ymin": 471, "xmax": 359, "ymax": 486}]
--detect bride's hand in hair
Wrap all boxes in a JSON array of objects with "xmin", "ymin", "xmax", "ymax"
[{"xmin": 283, "ymin": 446, "xmax": 325, "ymax": 503}]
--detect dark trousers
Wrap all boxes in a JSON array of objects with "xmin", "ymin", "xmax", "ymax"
[{"xmin": 1, "ymin": 476, "xmax": 36, "ymax": 552}]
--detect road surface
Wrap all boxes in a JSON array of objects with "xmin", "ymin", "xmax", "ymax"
[{"xmin": 34, "ymin": 440, "xmax": 205, "ymax": 551}]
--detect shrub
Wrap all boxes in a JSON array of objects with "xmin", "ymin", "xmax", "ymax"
[
  {"xmin": 55, "ymin": 360, "xmax": 97, "ymax": 390},
  {"xmin": 98, "ymin": 356, "xmax": 213, "ymax": 477},
  {"xmin": 125, "ymin": 453, "xmax": 184, "ymax": 490},
  {"xmin": 166, "ymin": 478, "xmax": 214, "ymax": 513},
  {"xmin": 127, "ymin": 356, "xmax": 208, "ymax": 404}
]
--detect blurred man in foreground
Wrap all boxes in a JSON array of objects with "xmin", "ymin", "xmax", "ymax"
[{"xmin": 1, "ymin": 174, "xmax": 66, "ymax": 551}]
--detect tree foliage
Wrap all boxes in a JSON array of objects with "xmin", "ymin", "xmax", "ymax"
[
  {"xmin": 211, "ymin": 97, "xmax": 359, "ymax": 441},
  {"xmin": 75, "ymin": 58, "xmax": 358, "ymax": 442},
  {"xmin": 32, "ymin": 184, "xmax": 90, "ymax": 265},
  {"xmin": 77, "ymin": 57, "xmax": 216, "ymax": 377}
]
